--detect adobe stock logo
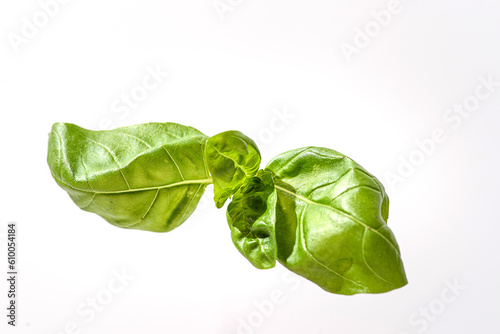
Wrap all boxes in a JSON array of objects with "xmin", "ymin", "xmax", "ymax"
[
  {"xmin": 99, "ymin": 64, "xmax": 169, "ymax": 130},
  {"xmin": 213, "ymin": 0, "xmax": 245, "ymax": 21},
  {"xmin": 223, "ymin": 272, "xmax": 301, "ymax": 334},
  {"xmin": 253, "ymin": 106, "xmax": 296, "ymax": 153},
  {"xmin": 339, "ymin": 0, "xmax": 403, "ymax": 63},
  {"xmin": 7, "ymin": 0, "xmax": 71, "ymax": 54},
  {"xmin": 397, "ymin": 279, "xmax": 466, "ymax": 334},
  {"xmin": 384, "ymin": 75, "xmax": 499, "ymax": 193},
  {"xmin": 51, "ymin": 268, "xmax": 134, "ymax": 334}
]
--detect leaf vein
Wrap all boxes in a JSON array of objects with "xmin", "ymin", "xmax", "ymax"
[
  {"xmin": 118, "ymin": 132, "xmax": 152, "ymax": 148},
  {"xmin": 361, "ymin": 229, "xmax": 391, "ymax": 284},
  {"xmin": 300, "ymin": 204, "xmax": 366, "ymax": 289},
  {"xmin": 80, "ymin": 155, "xmax": 94, "ymax": 191},
  {"xmin": 176, "ymin": 184, "xmax": 202, "ymax": 228},
  {"xmin": 329, "ymin": 185, "xmax": 381, "ymax": 204},
  {"xmin": 275, "ymin": 185, "xmax": 400, "ymax": 255},
  {"xmin": 83, "ymin": 136, "xmax": 131, "ymax": 189},
  {"xmin": 272, "ymin": 147, "xmax": 310, "ymax": 176},
  {"xmin": 124, "ymin": 189, "xmax": 160, "ymax": 228},
  {"xmin": 162, "ymin": 145, "xmax": 185, "ymax": 181},
  {"xmin": 80, "ymin": 193, "xmax": 96, "ymax": 209},
  {"xmin": 307, "ymin": 168, "xmax": 354, "ymax": 196},
  {"xmin": 208, "ymin": 143, "xmax": 249, "ymax": 175}
]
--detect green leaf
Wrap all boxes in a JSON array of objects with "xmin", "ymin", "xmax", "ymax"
[
  {"xmin": 226, "ymin": 170, "xmax": 277, "ymax": 269},
  {"xmin": 205, "ymin": 131, "xmax": 261, "ymax": 208},
  {"xmin": 265, "ymin": 147, "xmax": 407, "ymax": 294},
  {"xmin": 47, "ymin": 122, "xmax": 212, "ymax": 232}
]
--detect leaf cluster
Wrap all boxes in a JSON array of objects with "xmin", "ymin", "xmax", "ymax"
[{"xmin": 48, "ymin": 122, "xmax": 407, "ymax": 294}]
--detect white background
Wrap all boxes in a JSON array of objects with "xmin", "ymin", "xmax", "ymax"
[{"xmin": 1, "ymin": 1, "xmax": 500, "ymax": 333}]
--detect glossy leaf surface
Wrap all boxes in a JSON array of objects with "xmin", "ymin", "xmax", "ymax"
[
  {"xmin": 265, "ymin": 147, "xmax": 407, "ymax": 294},
  {"xmin": 205, "ymin": 131, "xmax": 261, "ymax": 208},
  {"xmin": 47, "ymin": 122, "xmax": 212, "ymax": 232},
  {"xmin": 226, "ymin": 170, "xmax": 277, "ymax": 269}
]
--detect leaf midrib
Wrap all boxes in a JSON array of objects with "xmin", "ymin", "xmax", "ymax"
[{"xmin": 52, "ymin": 173, "xmax": 213, "ymax": 194}]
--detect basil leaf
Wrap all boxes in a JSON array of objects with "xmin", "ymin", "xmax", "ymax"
[
  {"xmin": 47, "ymin": 122, "xmax": 212, "ymax": 232},
  {"xmin": 226, "ymin": 170, "xmax": 277, "ymax": 269},
  {"xmin": 205, "ymin": 131, "xmax": 261, "ymax": 208},
  {"xmin": 265, "ymin": 147, "xmax": 407, "ymax": 294}
]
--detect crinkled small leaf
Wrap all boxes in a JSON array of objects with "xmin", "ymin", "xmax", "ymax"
[
  {"xmin": 266, "ymin": 147, "xmax": 407, "ymax": 294},
  {"xmin": 47, "ymin": 122, "xmax": 212, "ymax": 232},
  {"xmin": 226, "ymin": 170, "xmax": 277, "ymax": 269},
  {"xmin": 205, "ymin": 130, "xmax": 261, "ymax": 208}
]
